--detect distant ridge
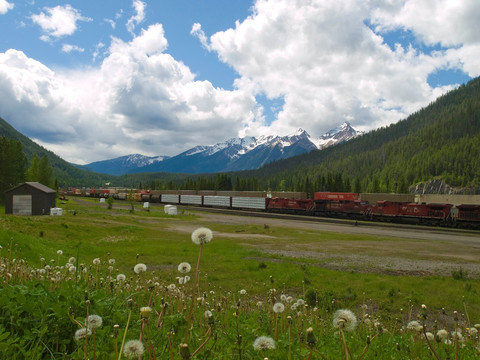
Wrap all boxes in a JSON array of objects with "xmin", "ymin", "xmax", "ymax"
[{"xmin": 83, "ymin": 122, "xmax": 362, "ymax": 175}]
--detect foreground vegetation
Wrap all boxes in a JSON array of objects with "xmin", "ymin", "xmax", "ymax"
[{"xmin": 1, "ymin": 199, "xmax": 480, "ymax": 359}]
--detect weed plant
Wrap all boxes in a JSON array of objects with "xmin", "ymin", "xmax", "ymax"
[{"xmin": 1, "ymin": 200, "xmax": 480, "ymax": 358}]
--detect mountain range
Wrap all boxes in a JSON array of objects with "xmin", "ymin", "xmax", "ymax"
[{"xmin": 81, "ymin": 122, "xmax": 362, "ymax": 175}]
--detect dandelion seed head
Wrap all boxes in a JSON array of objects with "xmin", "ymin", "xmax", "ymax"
[
  {"xmin": 273, "ymin": 302, "xmax": 285, "ymax": 313},
  {"xmin": 87, "ymin": 314, "xmax": 103, "ymax": 329},
  {"xmin": 191, "ymin": 227, "xmax": 213, "ymax": 245},
  {"xmin": 68, "ymin": 257, "xmax": 76, "ymax": 264},
  {"xmin": 93, "ymin": 258, "xmax": 101, "ymax": 265},
  {"xmin": 123, "ymin": 339, "xmax": 145, "ymax": 359},
  {"xmin": 406, "ymin": 320, "xmax": 423, "ymax": 333},
  {"xmin": 204, "ymin": 310, "xmax": 213, "ymax": 318},
  {"xmin": 253, "ymin": 336, "xmax": 276, "ymax": 351},
  {"xmin": 333, "ymin": 309, "xmax": 358, "ymax": 332},
  {"xmin": 177, "ymin": 262, "xmax": 191, "ymax": 274},
  {"xmin": 57, "ymin": 250, "xmax": 63, "ymax": 255},
  {"xmin": 425, "ymin": 332, "xmax": 434, "ymax": 341},
  {"xmin": 109, "ymin": 258, "xmax": 115, "ymax": 265},
  {"xmin": 134, "ymin": 263, "xmax": 147, "ymax": 274},
  {"xmin": 239, "ymin": 289, "xmax": 247, "ymax": 295},
  {"xmin": 74, "ymin": 328, "xmax": 91, "ymax": 341}
]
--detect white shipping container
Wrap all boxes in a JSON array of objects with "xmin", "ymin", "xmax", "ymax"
[
  {"xmin": 50, "ymin": 208, "xmax": 63, "ymax": 216},
  {"xmin": 162, "ymin": 194, "xmax": 179, "ymax": 203},
  {"xmin": 180, "ymin": 195, "xmax": 203, "ymax": 205},
  {"xmin": 204, "ymin": 196, "xmax": 231, "ymax": 207},
  {"xmin": 231, "ymin": 197, "xmax": 267, "ymax": 210}
]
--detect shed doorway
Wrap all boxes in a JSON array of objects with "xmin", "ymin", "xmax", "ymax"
[{"xmin": 12, "ymin": 195, "xmax": 32, "ymax": 215}]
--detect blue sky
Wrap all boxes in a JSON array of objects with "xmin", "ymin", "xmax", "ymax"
[{"xmin": 0, "ymin": 0, "xmax": 478, "ymax": 164}]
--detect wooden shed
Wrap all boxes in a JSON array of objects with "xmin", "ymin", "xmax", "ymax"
[{"xmin": 4, "ymin": 182, "xmax": 56, "ymax": 215}]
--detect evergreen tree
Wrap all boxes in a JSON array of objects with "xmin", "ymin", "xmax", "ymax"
[{"xmin": 0, "ymin": 137, "xmax": 27, "ymax": 197}]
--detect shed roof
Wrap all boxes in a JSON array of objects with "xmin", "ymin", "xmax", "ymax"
[{"xmin": 6, "ymin": 182, "xmax": 56, "ymax": 194}]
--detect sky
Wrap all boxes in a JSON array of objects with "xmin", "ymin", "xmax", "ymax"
[{"xmin": 0, "ymin": 0, "xmax": 478, "ymax": 165}]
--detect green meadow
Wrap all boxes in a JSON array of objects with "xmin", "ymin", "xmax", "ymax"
[{"xmin": 1, "ymin": 198, "xmax": 480, "ymax": 359}]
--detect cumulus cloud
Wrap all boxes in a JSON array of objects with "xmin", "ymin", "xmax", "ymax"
[
  {"xmin": 126, "ymin": 0, "xmax": 146, "ymax": 35},
  {"xmin": 0, "ymin": 24, "xmax": 255, "ymax": 164},
  {"xmin": 197, "ymin": 0, "xmax": 478, "ymax": 136},
  {"xmin": 31, "ymin": 4, "xmax": 92, "ymax": 41},
  {"xmin": 0, "ymin": 0, "xmax": 14, "ymax": 14},
  {"xmin": 1, "ymin": 0, "xmax": 478, "ymax": 164}
]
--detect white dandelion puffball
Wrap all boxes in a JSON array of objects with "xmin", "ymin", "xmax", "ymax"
[
  {"xmin": 74, "ymin": 328, "xmax": 91, "ymax": 341},
  {"xmin": 123, "ymin": 339, "xmax": 145, "ymax": 359},
  {"xmin": 253, "ymin": 336, "xmax": 276, "ymax": 351},
  {"xmin": 436, "ymin": 329, "xmax": 448, "ymax": 341},
  {"xmin": 407, "ymin": 320, "xmax": 423, "ymax": 333},
  {"xmin": 272, "ymin": 302, "xmax": 285, "ymax": 313},
  {"xmin": 109, "ymin": 258, "xmax": 115, "ymax": 265},
  {"xmin": 93, "ymin": 258, "xmax": 101, "ymax": 265},
  {"xmin": 191, "ymin": 227, "xmax": 213, "ymax": 245},
  {"xmin": 134, "ymin": 263, "xmax": 147, "ymax": 274},
  {"xmin": 57, "ymin": 250, "xmax": 63, "ymax": 255},
  {"xmin": 116, "ymin": 274, "xmax": 126, "ymax": 281},
  {"xmin": 87, "ymin": 315, "xmax": 103, "ymax": 329},
  {"xmin": 178, "ymin": 262, "xmax": 191, "ymax": 274},
  {"xmin": 68, "ymin": 257, "xmax": 76, "ymax": 264},
  {"xmin": 239, "ymin": 289, "xmax": 247, "ymax": 295},
  {"xmin": 333, "ymin": 309, "xmax": 358, "ymax": 332}
]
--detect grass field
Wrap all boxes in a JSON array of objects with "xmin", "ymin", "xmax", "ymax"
[{"xmin": 1, "ymin": 197, "xmax": 480, "ymax": 358}]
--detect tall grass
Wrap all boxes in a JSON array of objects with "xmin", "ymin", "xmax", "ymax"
[{"xmin": 0, "ymin": 199, "xmax": 479, "ymax": 358}]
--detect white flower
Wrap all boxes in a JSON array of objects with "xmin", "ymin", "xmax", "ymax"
[
  {"xmin": 407, "ymin": 320, "xmax": 423, "ymax": 333},
  {"xmin": 239, "ymin": 289, "xmax": 247, "ymax": 295},
  {"xmin": 116, "ymin": 274, "xmax": 126, "ymax": 281},
  {"xmin": 253, "ymin": 336, "xmax": 276, "ymax": 351},
  {"xmin": 87, "ymin": 315, "xmax": 103, "ymax": 329},
  {"xmin": 134, "ymin": 263, "xmax": 147, "ymax": 274},
  {"xmin": 436, "ymin": 329, "xmax": 449, "ymax": 341},
  {"xmin": 333, "ymin": 309, "xmax": 358, "ymax": 332},
  {"xmin": 93, "ymin": 258, "xmax": 101, "ymax": 265},
  {"xmin": 178, "ymin": 262, "xmax": 191, "ymax": 274},
  {"xmin": 109, "ymin": 258, "xmax": 115, "ymax": 265},
  {"xmin": 425, "ymin": 332, "xmax": 434, "ymax": 342},
  {"xmin": 204, "ymin": 310, "xmax": 213, "ymax": 318},
  {"xmin": 74, "ymin": 328, "xmax": 91, "ymax": 341},
  {"xmin": 272, "ymin": 302, "xmax": 285, "ymax": 313},
  {"xmin": 57, "ymin": 250, "xmax": 63, "ymax": 255},
  {"xmin": 123, "ymin": 339, "xmax": 145, "ymax": 359},
  {"xmin": 68, "ymin": 257, "xmax": 76, "ymax": 264},
  {"xmin": 167, "ymin": 284, "xmax": 176, "ymax": 291},
  {"xmin": 191, "ymin": 227, "xmax": 213, "ymax": 245}
]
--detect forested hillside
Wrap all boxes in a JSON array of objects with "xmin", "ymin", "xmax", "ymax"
[
  {"xmin": 0, "ymin": 118, "xmax": 110, "ymax": 187},
  {"xmin": 238, "ymin": 77, "xmax": 480, "ymax": 195}
]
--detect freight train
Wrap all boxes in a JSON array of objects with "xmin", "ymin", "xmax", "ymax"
[{"xmin": 62, "ymin": 189, "xmax": 480, "ymax": 229}]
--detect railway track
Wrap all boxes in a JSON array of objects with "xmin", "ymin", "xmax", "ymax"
[{"xmin": 154, "ymin": 203, "xmax": 480, "ymax": 236}]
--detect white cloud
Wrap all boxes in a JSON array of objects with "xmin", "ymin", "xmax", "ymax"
[
  {"xmin": 190, "ymin": 23, "xmax": 211, "ymax": 50},
  {"xmin": 0, "ymin": 24, "xmax": 256, "ymax": 164},
  {"xmin": 196, "ymin": 0, "xmax": 477, "ymax": 136},
  {"xmin": 61, "ymin": 44, "xmax": 84, "ymax": 53},
  {"xmin": 1, "ymin": 0, "xmax": 478, "ymax": 165},
  {"xmin": 0, "ymin": 0, "xmax": 14, "ymax": 14},
  {"xmin": 126, "ymin": 0, "xmax": 146, "ymax": 35},
  {"xmin": 31, "ymin": 4, "xmax": 92, "ymax": 41}
]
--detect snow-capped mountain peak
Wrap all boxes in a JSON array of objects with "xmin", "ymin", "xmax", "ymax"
[{"xmin": 83, "ymin": 122, "xmax": 363, "ymax": 175}]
